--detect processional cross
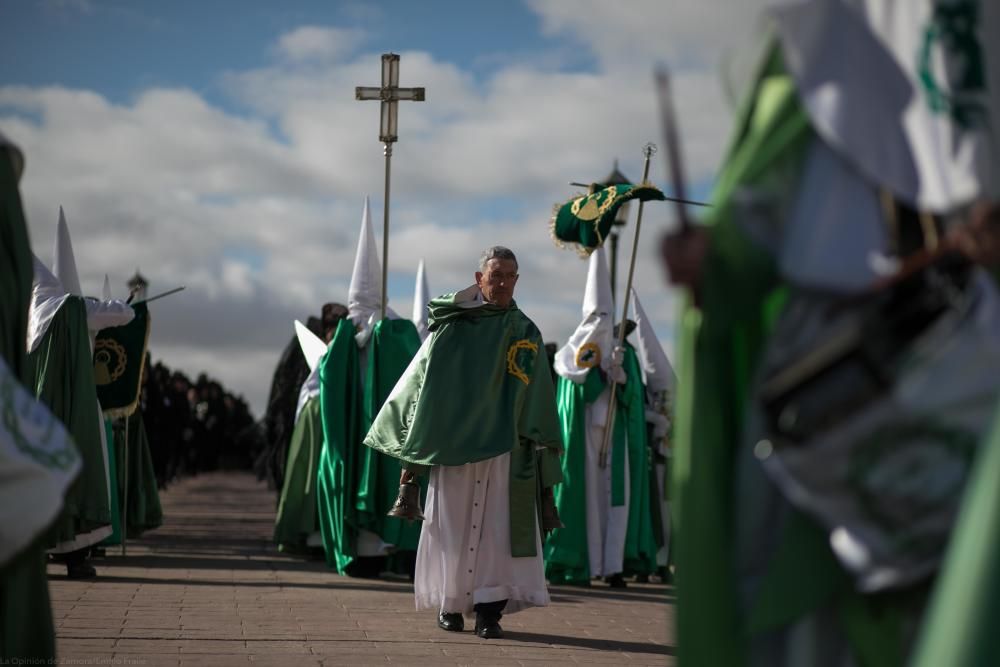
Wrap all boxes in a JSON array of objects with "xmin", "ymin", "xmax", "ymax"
[{"xmin": 356, "ymin": 53, "xmax": 425, "ymax": 319}]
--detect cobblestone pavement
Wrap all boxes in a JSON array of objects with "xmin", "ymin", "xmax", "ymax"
[{"xmin": 48, "ymin": 471, "xmax": 675, "ymax": 666}]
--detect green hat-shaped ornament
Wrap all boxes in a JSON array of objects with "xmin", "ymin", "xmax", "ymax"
[{"xmin": 550, "ymin": 183, "xmax": 665, "ymax": 255}]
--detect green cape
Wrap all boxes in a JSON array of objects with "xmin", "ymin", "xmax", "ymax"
[{"xmin": 364, "ymin": 292, "xmax": 561, "ymax": 465}]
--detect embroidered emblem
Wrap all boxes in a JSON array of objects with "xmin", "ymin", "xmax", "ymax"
[
  {"xmin": 93, "ymin": 339, "xmax": 128, "ymax": 386},
  {"xmin": 507, "ymin": 339, "xmax": 538, "ymax": 385},
  {"xmin": 575, "ymin": 342, "xmax": 601, "ymax": 369},
  {"xmin": 918, "ymin": 1, "xmax": 987, "ymax": 128}
]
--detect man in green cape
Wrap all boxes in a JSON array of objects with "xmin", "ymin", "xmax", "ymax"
[{"xmin": 365, "ymin": 246, "xmax": 563, "ymax": 639}]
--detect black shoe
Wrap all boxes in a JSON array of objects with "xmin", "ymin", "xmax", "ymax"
[
  {"xmin": 437, "ymin": 612, "xmax": 464, "ymax": 632},
  {"xmin": 605, "ymin": 573, "xmax": 627, "ymax": 588},
  {"xmin": 66, "ymin": 562, "xmax": 97, "ymax": 579},
  {"xmin": 474, "ymin": 618, "xmax": 504, "ymax": 639}
]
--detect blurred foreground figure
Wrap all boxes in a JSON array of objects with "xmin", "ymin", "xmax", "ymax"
[
  {"xmin": 0, "ymin": 133, "xmax": 79, "ymax": 661},
  {"xmin": 662, "ymin": 2, "xmax": 1000, "ymax": 666}
]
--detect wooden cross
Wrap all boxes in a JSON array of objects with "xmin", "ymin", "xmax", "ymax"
[
  {"xmin": 355, "ymin": 53, "xmax": 425, "ymax": 144},
  {"xmin": 354, "ymin": 53, "xmax": 426, "ymax": 319}
]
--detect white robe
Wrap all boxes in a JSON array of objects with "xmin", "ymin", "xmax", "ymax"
[
  {"xmin": 584, "ymin": 388, "xmax": 630, "ymax": 578},
  {"xmin": 414, "ymin": 452, "xmax": 550, "ymax": 617}
]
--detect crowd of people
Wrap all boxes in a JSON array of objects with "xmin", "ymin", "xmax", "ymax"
[{"xmin": 144, "ymin": 360, "xmax": 258, "ymax": 488}]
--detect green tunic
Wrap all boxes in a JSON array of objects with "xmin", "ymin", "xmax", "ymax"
[
  {"xmin": 544, "ymin": 343, "xmax": 658, "ymax": 582},
  {"xmin": 274, "ymin": 394, "xmax": 323, "ymax": 551},
  {"xmin": 620, "ymin": 344, "xmax": 658, "ymax": 577},
  {"xmin": 544, "ymin": 368, "xmax": 607, "ymax": 584},
  {"xmin": 112, "ymin": 410, "xmax": 163, "ymax": 538},
  {"xmin": 27, "ymin": 298, "xmax": 112, "ymax": 547},
  {"xmin": 316, "ymin": 318, "xmax": 364, "ymax": 573},
  {"xmin": 356, "ymin": 318, "xmax": 423, "ymax": 551}
]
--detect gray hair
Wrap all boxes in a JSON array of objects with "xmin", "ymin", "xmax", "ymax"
[{"xmin": 478, "ymin": 246, "xmax": 518, "ymax": 272}]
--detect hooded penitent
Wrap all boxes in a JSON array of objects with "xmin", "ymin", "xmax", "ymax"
[{"xmin": 317, "ymin": 197, "xmax": 422, "ymax": 574}]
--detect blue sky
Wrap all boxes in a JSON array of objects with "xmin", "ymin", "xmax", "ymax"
[{"xmin": 1, "ymin": 0, "xmax": 770, "ymax": 414}]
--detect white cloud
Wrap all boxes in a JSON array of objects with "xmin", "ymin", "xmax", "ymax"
[
  {"xmin": 2, "ymin": 4, "xmax": 771, "ymax": 414},
  {"xmin": 275, "ymin": 25, "xmax": 367, "ymax": 64}
]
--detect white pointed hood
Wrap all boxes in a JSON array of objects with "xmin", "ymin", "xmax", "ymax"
[
  {"xmin": 630, "ymin": 289, "xmax": 676, "ymax": 393},
  {"xmin": 102, "ymin": 274, "xmax": 112, "ymax": 301},
  {"xmin": 53, "ymin": 207, "xmax": 83, "ymax": 297},
  {"xmin": 554, "ymin": 245, "xmax": 615, "ymax": 383},
  {"xmin": 412, "ymin": 258, "xmax": 431, "ymax": 341},
  {"xmin": 293, "ymin": 320, "xmax": 328, "ymax": 422},
  {"xmin": 294, "ymin": 319, "xmax": 328, "ymax": 373},
  {"xmin": 348, "ymin": 196, "xmax": 399, "ymax": 346},
  {"xmin": 348, "ymin": 197, "xmax": 382, "ymax": 326},
  {"xmin": 27, "ymin": 255, "xmax": 71, "ymax": 354}
]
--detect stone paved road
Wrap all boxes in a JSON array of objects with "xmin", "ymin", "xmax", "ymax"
[{"xmin": 48, "ymin": 471, "xmax": 675, "ymax": 666}]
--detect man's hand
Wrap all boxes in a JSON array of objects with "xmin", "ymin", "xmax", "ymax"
[
  {"xmin": 609, "ymin": 345, "xmax": 626, "ymax": 385},
  {"xmin": 660, "ymin": 227, "xmax": 709, "ymax": 302},
  {"xmin": 947, "ymin": 200, "xmax": 1000, "ymax": 268}
]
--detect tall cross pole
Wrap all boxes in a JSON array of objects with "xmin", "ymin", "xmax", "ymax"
[{"xmin": 356, "ymin": 53, "xmax": 425, "ymax": 320}]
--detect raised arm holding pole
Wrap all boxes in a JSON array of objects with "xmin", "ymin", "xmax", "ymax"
[{"xmin": 598, "ymin": 142, "xmax": 657, "ymax": 469}]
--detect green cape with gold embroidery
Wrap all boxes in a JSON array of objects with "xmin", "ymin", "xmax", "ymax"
[{"xmin": 363, "ymin": 288, "xmax": 561, "ymax": 466}]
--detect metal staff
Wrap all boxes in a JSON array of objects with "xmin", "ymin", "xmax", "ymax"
[
  {"xmin": 132, "ymin": 285, "xmax": 185, "ymax": 305},
  {"xmin": 121, "ymin": 415, "xmax": 129, "ymax": 556},
  {"xmin": 599, "ymin": 142, "xmax": 657, "ymax": 468},
  {"xmin": 656, "ymin": 66, "xmax": 693, "ymax": 234},
  {"xmin": 356, "ymin": 54, "xmax": 426, "ymax": 320}
]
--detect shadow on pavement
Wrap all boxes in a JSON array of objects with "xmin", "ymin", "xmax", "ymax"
[{"xmin": 502, "ymin": 630, "xmax": 675, "ymax": 656}]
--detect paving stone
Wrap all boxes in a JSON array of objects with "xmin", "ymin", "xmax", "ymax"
[{"xmin": 52, "ymin": 471, "xmax": 674, "ymax": 665}]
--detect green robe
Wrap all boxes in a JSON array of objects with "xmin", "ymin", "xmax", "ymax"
[
  {"xmin": 544, "ymin": 344, "xmax": 658, "ymax": 583},
  {"xmin": 620, "ymin": 344, "xmax": 658, "ymax": 577},
  {"xmin": 316, "ymin": 318, "xmax": 364, "ymax": 573},
  {"xmin": 364, "ymin": 291, "xmax": 563, "ymax": 556},
  {"xmin": 111, "ymin": 410, "xmax": 163, "ymax": 538},
  {"xmin": 672, "ymin": 45, "xmax": 921, "ymax": 667},
  {"xmin": 356, "ymin": 318, "xmax": 423, "ymax": 552},
  {"xmin": 28, "ymin": 297, "xmax": 112, "ymax": 548},
  {"xmin": 912, "ymin": 400, "xmax": 1000, "ymax": 667},
  {"xmin": 274, "ymin": 394, "xmax": 323, "ymax": 552},
  {"xmin": 0, "ymin": 138, "xmax": 57, "ymax": 662},
  {"xmin": 100, "ymin": 418, "xmax": 123, "ymax": 546},
  {"xmin": 544, "ymin": 368, "xmax": 608, "ymax": 584}
]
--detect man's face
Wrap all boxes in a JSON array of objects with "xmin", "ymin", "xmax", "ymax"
[{"xmin": 476, "ymin": 257, "xmax": 519, "ymax": 308}]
